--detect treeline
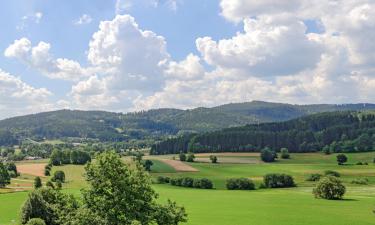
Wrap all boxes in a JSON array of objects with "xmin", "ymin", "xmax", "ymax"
[
  {"xmin": 151, "ymin": 111, "xmax": 375, "ymax": 154},
  {"xmin": 50, "ymin": 149, "xmax": 91, "ymax": 165}
]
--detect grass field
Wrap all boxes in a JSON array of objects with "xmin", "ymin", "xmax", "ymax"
[{"xmin": 1, "ymin": 152, "xmax": 375, "ymax": 225}]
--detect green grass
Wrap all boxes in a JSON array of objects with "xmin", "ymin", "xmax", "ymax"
[{"xmin": 1, "ymin": 152, "xmax": 375, "ymax": 225}]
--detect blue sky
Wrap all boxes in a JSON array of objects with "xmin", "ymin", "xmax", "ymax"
[{"xmin": 1, "ymin": 0, "xmax": 375, "ymax": 119}]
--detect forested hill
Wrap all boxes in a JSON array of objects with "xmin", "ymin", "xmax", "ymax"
[
  {"xmin": 151, "ymin": 111, "xmax": 375, "ymax": 155},
  {"xmin": 1, "ymin": 101, "xmax": 375, "ymax": 146}
]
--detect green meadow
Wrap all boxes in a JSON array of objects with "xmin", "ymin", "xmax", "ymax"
[{"xmin": 1, "ymin": 152, "xmax": 375, "ymax": 225}]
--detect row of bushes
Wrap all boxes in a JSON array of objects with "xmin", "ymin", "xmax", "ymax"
[
  {"xmin": 157, "ymin": 176, "xmax": 213, "ymax": 189},
  {"xmin": 158, "ymin": 174, "xmax": 296, "ymax": 191}
]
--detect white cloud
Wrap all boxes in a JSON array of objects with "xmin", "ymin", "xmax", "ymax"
[
  {"xmin": 0, "ymin": 69, "xmax": 52, "ymax": 119},
  {"xmin": 5, "ymin": 38, "xmax": 89, "ymax": 81},
  {"xmin": 74, "ymin": 14, "xmax": 93, "ymax": 25}
]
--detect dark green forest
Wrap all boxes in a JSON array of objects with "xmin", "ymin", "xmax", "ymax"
[
  {"xmin": 151, "ymin": 111, "xmax": 375, "ymax": 154},
  {"xmin": 1, "ymin": 101, "xmax": 375, "ymax": 146}
]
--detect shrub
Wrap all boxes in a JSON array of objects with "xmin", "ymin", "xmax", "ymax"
[
  {"xmin": 313, "ymin": 176, "xmax": 346, "ymax": 200},
  {"xmin": 186, "ymin": 153, "xmax": 195, "ymax": 162},
  {"xmin": 26, "ymin": 218, "xmax": 46, "ymax": 225},
  {"xmin": 209, "ymin": 155, "xmax": 218, "ymax": 163},
  {"xmin": 170, "ymin": 177, "xmax": 183, "ymax": 186},
  {"xmin": 336, "ymin": 154, "xmax": 348, "ymax": 165},
  {"xmin": 181, "ymin": 177, "xmax": 194, "ymax": 187},
  {"xmin": 324, "ymin": 170, "xmax": 340, "ymax": 177},
  {"xmin": 52, "ymin": 171, "xmax": 65, "ymax": 183},
  {"xmin": 306, "ymin": 174, "xmax": 322, "ymax": 182},
  {"xmin": 157, "ymin": 176, "xmax": 170, "ymax": 184},
  {"xmin": 356, "ymin": 162, "xmax": 363, "ymax": 165},
  {"xmin": 226, "ymin": 178, "xmax": 255, "ymax": 190},
  {"xmin": 322, "ymin": 145, "xmax": 331, "ymax": 155},
  {"xmin": 197, "ymin": 178, "xmax": 213, "ymax": 189},
  {"xmin": 260, "ymin": 148, "xmax": 277, "ymax": 162},
  {"xmin": 280, "ymin": 148, "xmax": 290, "ymax": 159},
  {"xmin": 351, "ymin": 178, "xmax": 369, "ymax": 185},
  {"xmin": 263, "ymin": 174, "xmax": 295, "ymax": 188},
  {"xmin": 143, "ymin": 160, "xmax": 153, "ymax": 171},
  {"xmin": 34, "ymin": 177, "xmax": 42, "ymax": 189},
  {"xmin": 179, "ymin": 152, "xmax": 186, "ymax": 162}
]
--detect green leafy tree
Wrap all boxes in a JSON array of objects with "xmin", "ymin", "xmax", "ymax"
[
  {"xmin": 186, "ymin": 153, "xmax": 195, "ymax": 162},
  {"xmin": 179, "ymin": 152, "xmax": 186, "ymax": 162},
  {"xmin": 52, "ymin": 171, "xmax": 65, "ymax": 183},
  {"xmin": 0, "ymin": 162, "xmax": 10, "ymax": 188},
  {"xmin": 260, "ymin": 148, "xmax": 277, "ymax": 162},
  {"xmin": 82, "ymin": 151, "xmax": 187, "ymax": 225},
  {"xmin": 280, "ymin": 148, "xmax": 290, "ymax": 159},
  {"xmin": 336, "ymin": 154, "xmax": 348, "ymax": 165},
  {"xmin": 143, "ymin": 160, "xmax": 153, "ymax": 171},
  {"xmin": 34, "ymin": 177, "xmax": 42, "ymax": 189},
  {"xmin": 322, "ymin": 145, "xmax": 331, "ymax": 155},
  {"xmin": 313, "ymin": 176, "xmax": 346, "ymax": 200}
]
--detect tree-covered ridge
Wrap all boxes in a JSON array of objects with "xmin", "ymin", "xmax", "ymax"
[
  {"xmin": 151, "ymin": 111, "xmax": 375, "ymax": 155},
  {"xmin": 1, "ymin": 101, "xmax": 375, "ymax": 146}
]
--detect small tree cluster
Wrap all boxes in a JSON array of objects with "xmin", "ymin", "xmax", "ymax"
[
  {"xmin": 51, "ymin": 171, "xmax": 65, "ymax": 183},
  {"xmin": 260, "ymin": 148, "xmax": 277, "ymax": 162},
  {"xmin": 157, "ymin": 176, "xmax": 171, "ymax": 184},
  {"xmin": 209, "ymin": 155, "xmax": 218, "ymax": 163},
  {"xmin": 50, "ymin": 149, "xmax": 91, "ymax": 166},
  {"xmin": 324, "ymin": 170, "xmax": 340, "ymax": 177},
  {"xmin": 170, "ymin": 177, "xmax": 213, "ymax": 189},
  {"xmin": 313, "ymin": 176, "xmax": 346, "ymax": 200},
  {"xmin": 186, "ymin": 153, "xmax": 195, "ymax": 162},
  {"xmin": 263, "ymin": 174, "xmax": 295, "ymax": 188},
  {"xmin": 226, "ymin": 178, "xmax": 255, "ymax": 190}
]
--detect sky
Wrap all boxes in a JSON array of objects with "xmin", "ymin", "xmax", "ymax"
[{"xmin": 0, "ymin": 0, "xmax": 375, "ymax": 119}]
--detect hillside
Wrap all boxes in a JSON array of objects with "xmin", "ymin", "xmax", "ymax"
[
  {"xmin": 151, "ymin": 111, "xmax": 375, "ymax": 154},
  {"xmin": 1, "ymin": 101, "xmax": 375, "ymax": 146}
]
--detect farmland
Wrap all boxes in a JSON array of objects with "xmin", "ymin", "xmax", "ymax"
[{"xmin": 1, "ymin": 152, "xmax": 375, "ymax": 225}]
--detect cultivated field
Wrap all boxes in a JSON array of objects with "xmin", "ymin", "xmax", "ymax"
[{"xmin": 1, "ymin": 152, "xmax": 375, "ymax": 225}]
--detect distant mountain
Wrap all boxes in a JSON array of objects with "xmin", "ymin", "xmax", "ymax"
[{"xmin": 1, "ymin": 101, "xmax": 375, "ymax": 145}]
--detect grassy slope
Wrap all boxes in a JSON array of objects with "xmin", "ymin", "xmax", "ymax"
[{"xmin": 1, "ymin": 153, "xmax": 375, "ymax": 225}]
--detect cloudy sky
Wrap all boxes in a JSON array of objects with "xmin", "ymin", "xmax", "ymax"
[{"xmin": 1, "ymin": 0, "xmax": 375, "ymax": 119}]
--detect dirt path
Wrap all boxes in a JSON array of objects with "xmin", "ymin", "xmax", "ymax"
[
  {"xmin": 17, "ymin": 163, "xmax": 47, "ymax": 177},
  {"xmin": 159, "ymin": 159, "xmax": 199, "ymax": 172}
]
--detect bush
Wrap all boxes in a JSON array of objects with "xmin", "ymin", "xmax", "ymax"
[
  {"xmin": 157, "ymin": 176, "xmax": 170, "ymax": 184},
  {"xmin": 356, "ymin": 162, "xmax": 363, "ymax": 165},
  {"xmin": 313, "ymin": 176, "xmax": 346, "ymax": 200},
  {"xmin": 170, "ymin": 177, "xmax": 183, "ymax": 186},
  {"xmin": 324, "ymin": 170, "xmax": 340, "ymax": 177},
  {"xmin": 181, "ymin": 177, "xmax": 194, "ymax": 187},
  {"xmin": 336, "ymin": 154, "xmax": 348, "ymax": 165},
  {"xmin": 351, "ymin": 178, "xmax": 369, "ymax": 185},
  {"xmin": 280, "ymin": 148, "xmax": 290, "ymax": 159},
  {"xmin": 260, "ymin": 148, "xmax": 277, "ymax": 162},
  {"xmin": 226, "ymin": 178, "xmax": 255, "ymax": 190},
  {"xmin": 196, "ymin": 178, "xmax": 213, "ymax": 189},
  {"xmin": 52, "ymin": 171, "xmax": 65, "ymax": 183},
  {"xmin": 179, "ymin": 152, "xmax": 186, "ymax": 162},
  {"xmin": 26, "ymin": 218, "xmax": 46, "ymax": 225},
  {"xmin": 209, "ymin": 155, "xmax": 218, "ymax": 163},
  {"xmin": 306, "ymin": 173, "xmax": 322, "ymax": 182},
  {"xmin": 143, "ymin": 160, "xmax": 153, "ymax": 171},
  {"xmin": 263, "ymin": 174, "xmax": 295, "ymax": 188},
  {"xmin": 186, "ymin": 153, "xmax": 195, "ymax": 162}
]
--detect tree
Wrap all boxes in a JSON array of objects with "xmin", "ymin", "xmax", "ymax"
[
  {"xmin": 26, "ymin": 218, "xmax": 46, "ymax": 225},
  {"xmin": 209, "ymin": 155, "xmax": 218, "ymax": 163},
  {"xmin": 263, "ymin": 174, "xmax": 295, "ymax": 188},
  {"xmin": 280, "ymin": 148, "xmax": 290, "ymax": 159},
  {"xmin": 52, "ymin": 171, "xmax": 65, "ymax": 183},
  {"xmin": 179, "ymin": 152, "xmax": 186, "ymax": 162},
  {"xmin": 186, "ymin": 153, "xmax": 195, "ymax": 162},
  {"xmin": 34, "ymin": 177, "xmax": 42, "ymax": 189},
  {"xmin": 336, "ymin": 154, "xmax": 348, "ymax": 165},
  {"xmin": 82, "ymin": 151, "xmax": 187, "ymax": 225},
  {"xmin": 6, "ymin": 162, "xmax": 18, "ymax": 175},
  {"xmin": 322, "ymin": 145, "xmax": 331, "ymax": 155},
  {"xmin": 143, "ymin": 160, "xmax": 153, "ymax": 171},
  {"xmin": 260, "ymin": 148, "xmax": 277, "ymax": 162},
  {"xmin": 0, "ymin": 162, "xmax": 10, "ymax": 188},
  {"xmin": 50, "ymin": 149, "xmax": 63, "ymax": 166},
  {"xmin": 313, "ymin": 176, "xmax": 346, "ymax": 200}
]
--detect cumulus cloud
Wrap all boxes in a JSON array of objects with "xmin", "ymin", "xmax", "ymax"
[
  {"xmin": 0, "ymin": 69, "xmax": 52, "ymax": 118},
  {"xmin": 5, "ymin": 38, "xmax": 89, "ymax": 81}
]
